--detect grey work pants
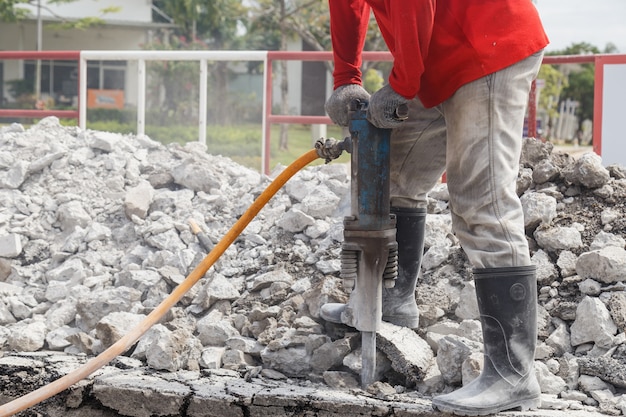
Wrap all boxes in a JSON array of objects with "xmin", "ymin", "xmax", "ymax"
[{"xmin": 389, "ymin": 51, "xmax": 544, "ymax": 268}]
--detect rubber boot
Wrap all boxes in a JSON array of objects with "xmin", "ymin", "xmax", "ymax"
[
  {"xmin": 320, "ymin": 207, "xmax": 426, "ymax": 329},
  {"xmin": 431, "ymin": 266, "xmax": 540, "ymax": 416}
]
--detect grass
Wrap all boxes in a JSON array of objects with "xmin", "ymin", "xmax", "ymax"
[
  {"xmin": 88, "ymin": 120, "xmax": 350, "ymax": 172},
  {"xmin": 205, "ymin": 123, "xmax": 350, "ymax": 171}
]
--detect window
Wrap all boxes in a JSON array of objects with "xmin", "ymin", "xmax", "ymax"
[{"xmin": 23, "ymin": 60, "xmax": 126, "ymax": 105}]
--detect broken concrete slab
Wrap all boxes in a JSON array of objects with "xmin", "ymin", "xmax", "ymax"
[{"xmin": 0, "ymin": 351, "xmax": 610, "ymax": 417}]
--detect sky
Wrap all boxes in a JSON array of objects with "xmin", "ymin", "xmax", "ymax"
[{"xmin": 534, "ymin": 0, "xmax": 626, "ymax": 53}]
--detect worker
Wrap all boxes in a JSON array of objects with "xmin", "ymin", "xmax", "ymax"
[{"xmin": 319, "ymin": 1, "xmax": 549, "ymax": 415}]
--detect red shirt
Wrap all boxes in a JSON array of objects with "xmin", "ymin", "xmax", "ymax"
[{"xmin": 329, "ymin": 0, "xmax": 549, "ymax": 108}]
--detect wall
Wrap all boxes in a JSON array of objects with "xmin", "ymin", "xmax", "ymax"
[
  {"xmin": 0, "ymin": 22, "xmax": 148, "ymax": 105},
  {"xmin": 599, "ymin": 61, "xmax": 626, "ymax": 166},
  {"xmin": 20, "ymin": 0, "xmax": 152, "ymax": 24},
  {"xmin": 0, "ymin": 22, "xmax": 149, "ymax": 52}
]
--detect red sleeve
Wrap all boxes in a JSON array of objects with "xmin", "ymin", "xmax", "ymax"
[
  {"xmin": 329, "ymin": 0, "xmax": 436, "ymax": 99},
  {"xmin": 380, "ymin": 0, "xmax": 436, "ymax": 99},
  {"xmin": 328, "ymin": 0, "xmax": 371, "ymax": 90}
]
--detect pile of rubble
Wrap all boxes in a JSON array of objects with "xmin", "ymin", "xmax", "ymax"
[{"xmin": 1, "ymin": 117, "xmax": 626, "ymax": 415}]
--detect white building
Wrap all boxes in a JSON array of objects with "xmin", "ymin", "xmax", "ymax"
[{"xmin": 0, "ymin": 0, "xmax": 174, "ymax": 106}]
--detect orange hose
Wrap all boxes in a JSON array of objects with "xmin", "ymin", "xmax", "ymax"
[{"xmin": 0, "ymin": 149, "xmax": 320, "ymax": 416}]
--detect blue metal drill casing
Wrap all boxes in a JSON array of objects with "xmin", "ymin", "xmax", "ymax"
[
  {"xmin": 347, "ymin": 101, "xmax": 395, "ymax": 231},
  {"xmin": 340, "ymin": 100, "xmax": 398, "ymax": 333}
]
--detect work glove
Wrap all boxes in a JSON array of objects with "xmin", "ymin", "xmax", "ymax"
[
  {"xmin": 367, "ymin": 84, "xmax": 410, "ymax": 129},
  {"xmin": 324, "ymin": 84, "xmax": 371, "ymax": 127}
]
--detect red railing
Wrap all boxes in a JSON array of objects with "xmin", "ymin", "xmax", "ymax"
[{"xmin": 0, "ymin": 50, "xmax": 81, "ymax": 122}]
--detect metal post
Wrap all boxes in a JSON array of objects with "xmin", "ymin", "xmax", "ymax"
[
  {"xmin": 79, "ymin": 54, "xmax": 87, "ymax": 130},
  {"xmin": 35, "ymin": 0, "xmax": 42, "ymax": 101},
  {"xmin": 199, "ymin": 59, "xmax": 208, "ymax": 145},
  {"xmin": 137, "ymin": 59, "xmax": 146, "ymax": 136},
  {"xmin": 527, "ymin": 80, "xmax": 537, "ymax": 138},
  {"xmin": 262, "ymin": 54, "xmax": 272, "ymax": 176}
]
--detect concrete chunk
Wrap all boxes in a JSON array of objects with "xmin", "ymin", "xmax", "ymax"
[
  {"xmin": 0, "ymin": 233, "xmax": 22, "ymax": 257},
  {"xmin": 124, "ymin": 180, "xmax": 154, "ymax": 219},
  {"xmin": 376, "ymin": 321, "xmax": 435, "ymax": 387}
]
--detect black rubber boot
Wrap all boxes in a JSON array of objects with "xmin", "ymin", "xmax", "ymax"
[
  {"xmin": 320, "ymin": 207, "xmax": 426, "ymax": 329},
  {"xmin": 431, "ymin": 266, "xmax": 540, "ymax": 416},
  {"xmin": 381, "ymin": 207, "xmax": 426, "ymax": 328}
]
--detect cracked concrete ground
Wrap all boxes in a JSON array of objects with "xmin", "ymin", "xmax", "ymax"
[{"xmin": 0, "ymin": 352, "xmax": 607, "ymax": 417}]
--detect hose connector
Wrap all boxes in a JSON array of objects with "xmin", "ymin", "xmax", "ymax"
[{"xmin": 314, "ymin": 136, "xmax": 352, "ymax": 163}]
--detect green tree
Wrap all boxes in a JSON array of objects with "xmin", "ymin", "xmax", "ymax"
[
  {"xmin": 0, "ymin": 0, "xmax": 119, "ymax": 27},
  {"xmin": 248, "ymin": 0, "xmax": 327, "ymax": 150},
  {"xmin": 0, "ymin": 0, "xmax": 31, "ymax": 21},
  {"xmin": 536, "ymin": 64, "xmax": 567, "ymax": 119},
  {"xmin": 550, "ymin": 42, "xmax": 600, "ymax": 56},
  {"xmin": 152, "ymin": 0, "xmax": 246, "ymax": 48},
  {"xmin": 363, "ymin": 68, "xmax": 384, "ymax": 93},
  {"xmin": 149, "ymin": 0, "xmax": 249, "ymax": 125},
  {"xmin": 603, "ymin": 42, "xmax": 619, "ymax": 54},
  {"xmin": 560, "ymin": 64, "xmax": 594, "ymax": 122}
]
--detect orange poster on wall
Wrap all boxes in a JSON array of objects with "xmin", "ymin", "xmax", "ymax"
[{"xmin": 87, "ymin": 89, "xmax": 124, "ymax": 109}]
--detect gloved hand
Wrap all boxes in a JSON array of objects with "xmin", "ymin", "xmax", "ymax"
[
  {"xmin": 324, "ymin": 84, "xmax": 371, "ymax": 127},
  {"xmin": 367, "ymin": 84, "xmax": 410, "ymax": 129}
]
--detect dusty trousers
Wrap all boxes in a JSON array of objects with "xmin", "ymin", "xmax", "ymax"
[{"xmin": 388, "ymin": 51, "xmax": 544, "ymax": 268}]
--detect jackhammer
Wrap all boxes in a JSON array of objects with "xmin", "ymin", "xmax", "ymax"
[{"xmin": 317, "ymin": 100, "xmax": 398, "ymax": 388}]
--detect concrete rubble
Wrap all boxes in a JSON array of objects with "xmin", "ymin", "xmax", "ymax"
[{"xmin": 0, "ymin": 117, "xmax": 624, "ymax": 416}]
